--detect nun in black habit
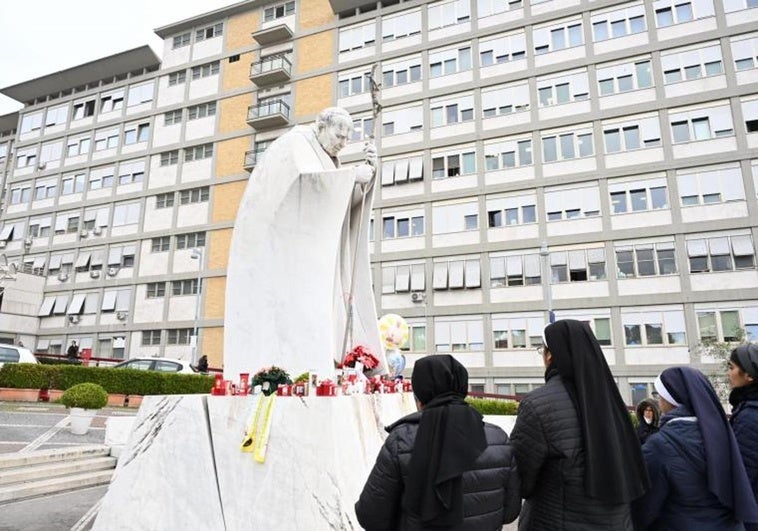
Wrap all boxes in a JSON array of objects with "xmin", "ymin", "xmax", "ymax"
[
  {"xmin": 355, "ymin": 354, "xmax": 521, "ymax": 531},
  {"xmin": 510, "ymin": 319, "xmax": 649, "ymax": 530},
  {"xmin": 632, "ymin": 366, "xmax": 758, "ymax": 530}
]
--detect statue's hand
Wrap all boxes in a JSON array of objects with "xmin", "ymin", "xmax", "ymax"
[
  {"xmin": 355, "ymin": 163, "xmax": 374, "ymax": 184},
  {"xmin": 363, "ymin": 142, "xmax": 377, "ymax": 168}
]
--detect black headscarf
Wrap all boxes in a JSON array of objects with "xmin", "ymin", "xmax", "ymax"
[
  {"xmin": 544, "ymin": 319, "xmax": 649, "ymax": 504},
  {"xmin": 656, "ymin": 366, "xmax": 758, "ymax": 523},
  {"xmin": 403, "ymin": 355, "xmax": 487, "ymax": 526},
  {"xmin": 728, "ymin": 345, "xmax": 758, "ymax": 410}
]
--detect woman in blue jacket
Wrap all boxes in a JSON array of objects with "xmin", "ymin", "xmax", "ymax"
[
  {"xmin": 633, "ymin": 366, "xmax": 758, "ymax": 530},
  {"xmin": 729, "ymin": 344, "xmax": 758, "ymax": 531}
]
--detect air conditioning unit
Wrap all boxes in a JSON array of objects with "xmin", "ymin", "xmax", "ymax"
[
  {"xmin": 411, "ymin": 292, "xmax": 426, "ymax": 303},
  {"xmin": 106, "ymin": 266, "xmax": 118, "ymax": 277},
  {"xmin": 24, "ymin": 237, "xmax": 33, "ymax": 247},
  {"xmin": 80, "ymin": 229, "xmax": 88, "ymax": 238},
  {"xmin": 0, "ymin": 241, "xmax": 6, "ymax": 249},
  {"xmin": 37, "ymin": 163, "xmax": 46, "ymax": 171},
  {"xmin": 68, "ymin": 314, "xmax": 80, "ymax": 324},
  {"xmin": 92, "ymin": 227, "xmax": 102, "ymax": 236},
  {"xmin": 57, "ymin": 271, "xmax": 69, "ymax": 282},
  {"xmin": 90, "ymin": 270, "xmax": 100, "ymax": 279},
  {"xmin": 116, "ymin": 311, "xmax": 128, "ymax": 321}
]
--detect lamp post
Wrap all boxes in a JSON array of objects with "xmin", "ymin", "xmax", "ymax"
[
  {"xmin": 190, "ymin": 247, "xmax": 203, "ymax": 365},
  {"xmin": 540, "ymin": 241, "xmax": 555, "ymax": 324}
]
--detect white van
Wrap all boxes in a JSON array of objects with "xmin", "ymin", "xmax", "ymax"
[{"xmin": 0, "ymin": 345, "xmax": 39, "ymax": 369}]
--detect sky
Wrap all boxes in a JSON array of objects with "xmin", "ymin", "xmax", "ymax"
[{"xmin": 0, "ymin": 0, "xmax": 242, "ymax": 116}]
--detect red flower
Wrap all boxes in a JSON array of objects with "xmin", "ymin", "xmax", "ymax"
[{"xmin": 342, "ymin": 345, "xmax": 380, "ymax": 370}]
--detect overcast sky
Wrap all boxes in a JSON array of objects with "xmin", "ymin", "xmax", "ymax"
[{"xmin": 0, "ymin": 0, "xmax": 241, "ymax": 116}]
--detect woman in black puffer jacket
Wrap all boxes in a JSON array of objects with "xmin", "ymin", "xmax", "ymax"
[{"xmin": 355, "ymin": 355, "xmax": 521, "ymax": 531}]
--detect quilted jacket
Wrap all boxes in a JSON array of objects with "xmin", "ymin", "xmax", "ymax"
[{"xmin": 732, "ymin": 400, "xmax": 758, "ymax": 531}]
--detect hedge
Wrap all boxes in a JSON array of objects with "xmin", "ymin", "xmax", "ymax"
[
  {"xmin": 466, "ymin": 397, "xmax": 519, "ymax": 415},
  {"xmin": 0, "ymin": 364, "xmax": 213, "ymax": 395}
]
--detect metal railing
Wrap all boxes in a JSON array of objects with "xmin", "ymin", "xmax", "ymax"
[
  {"xmin": 247, "ymin": 99, "xmax": 291, "ymax": 121},
  {"xmin": 249, "ymin": 55, "xmax": 292, "ymax": 77}
]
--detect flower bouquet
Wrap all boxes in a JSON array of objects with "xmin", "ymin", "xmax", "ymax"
[
  {"xmin": 251, "ymin": 366, "xmax": 292, "ymax": 396},
  {"xmin": 341, "ymin": 345, "xmax": 380, "ymax": 374}
]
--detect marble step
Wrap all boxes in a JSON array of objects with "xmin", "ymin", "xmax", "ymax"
[
  {"xmin": 0, "ymin": 469, "xmax": 114, "ymax": 503},
  {"xmin": 0, "ymin": 456, "xmax": 117, "ymax": 486},
  {"xmin": 0, "ymin": 445, "xmax": 110, "ymax": 470}
]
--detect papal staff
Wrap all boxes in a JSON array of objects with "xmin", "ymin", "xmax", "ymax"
[{"xmin": 340, "ymin": 63, "xmax": 383, "ymax": 368}]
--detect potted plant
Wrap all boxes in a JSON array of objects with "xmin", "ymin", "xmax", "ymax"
[
  {"xmin": 60, "ymin": 383, "xmax": 108, "ymax": 435},
  {"xmin": 251, "ymin": 366, "xmax": 291, "ymax": 396}
]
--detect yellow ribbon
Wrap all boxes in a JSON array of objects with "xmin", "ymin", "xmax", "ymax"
[{"xmin": 240, "ymin": 394, "xmax": 275, "ymax": 463}]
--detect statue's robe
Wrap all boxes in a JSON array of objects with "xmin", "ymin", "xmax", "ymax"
[{"xmin": 224, "ymin": 126, "xmax": 384, "ymax": 379}]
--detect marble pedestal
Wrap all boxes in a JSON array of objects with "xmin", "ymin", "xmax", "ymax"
[{"xmin": 93, "ymin": 393, "xmax": 417, "ymax": 531}]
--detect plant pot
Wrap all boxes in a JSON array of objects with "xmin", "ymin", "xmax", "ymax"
[
  {"xmin": 48, "ymin": 389, "xmax": 64, "ymax": 402},
  {"xmin": 126, "ymin": 395, "xmax": 143, "ymax": 408},
  {"xmin": 0, "ymin": 388, "xmax": 40, "ymax": 402},
  {"xmin": 69, "ymin": 407, "xmax": 97, "ymax": 435},
  {"xmin": 107, "ymin": 393, "xmax": 126, "ymax": 407}
]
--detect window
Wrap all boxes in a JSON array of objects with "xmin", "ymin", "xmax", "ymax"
[
  {"xmin": 146, "ymin": 282, "xmax": 166, "ymax": 298},
  {"xmin": 669, "ymin": 104, "xmax": 734, "ymax": 142},
  {"xmin": 382, "ymin": 9, "xmax": 421, "ymax": 42},
  {"xmin": 609, "ymin": 178, "xmax": 669, "ymax": 213},
  {"xmin": 654, "ymin": 0, "xmax": 711, "ymax": 27},
  {"xmin": 176, "ymin": 232, "xmax": 206, "ymax": 249},
  {"xmin": 339, "ymin": 21, "xmax": 375, "ymax": 53},
  {"xmin": 172, "ymin": 279, "xmax": 200, "ymax": 296},
  {"xmin": 429, "ymin": 45, "xmax": 471, "ymax": 77},
  {"xmin": 34, "ymin": 180, "xmax": 57, "ymax": 201},
  {"xmin": 623, "ymin": 309, "xmax": 687, "ymax": 345},
  {"xmin": 160, "ymin": 150, "xmax": 179, "ymax": 166},
  {"xmin": 662, "ymin": 43, "xmax": 724, "ymax": 84},
  {"xmin": 731, "ymin": 35, "xmax": 758, "ymax": 71},
  {"xmin": 678, "ymin": 164, "xmax": 745, "ymax": 206},
  {"xmin": 263, "ymin": 1, "xmax": 294, "ymax": 21},
  {"xmin": 484, "ymin": 137, "xmax": 532, "ymax": 170},
  {"xmin": 743, "ymin": 98, "xmax": 758, "ymax": 133},
  {"xmin": 72, "ymin": 100, "xmax": 96, "ymax": 120},
  {"xmin": 487, "ymin": 194, "xmax": 537, "ymax": 227},
  {"xmin": 89, "ymin": 166, "xmax": 115, "ymax": 190},
  {"xmin": 603, "ymin": 114, "xmax": 661, "ymax": 152},
  {"xmin": 187, "ymin": 102, "xmax": 216, "ymax": 120},
  {"xmin": 434, "ymin": 317, "xmax": 483, "ymax": 352},
  {"xmin": 431, "ymin": 147, "xmax": 476, "ymax": 179},
  {"xmin": 142, "ymin": 330, "xmax": 161, "ymax": 346},
  {"xmin": 616, "ymin": 241, "xmax": 677, "ymax": 277},
  {"xmin": 195, "ymin": 22, "xmax": 223, "ymax": 42},
  {"xmin": 28, "ymin": 217, "xmax": 52, "ymax": 238},
  {"xmin": 492, "ymin": 315, "xmax": 544, "ymax": 349},
  {"xmin": 549, "ymin": 247, "xmax": 607, "ymax": 282},
  {"xmin": 381, "ymin": 56, "xmax": 422, "ymax": 88},
  {"xmin": 544, "ymin": 186, "xmax": 601, "ymax": 220},
  {"xmin": 94, "ymin": 128, "xmax": 119, "ymax": 151},
  {"xmin": 112, "ymin": 202, "xmax": 141, "ymax": 227},
  {"xmin": 155, "ymin": 193, "xmax": 175, "ymax": 209},
  {"xmin": 167, "ymin": 328, "xmax": 193, "ymax": 345},
  {"xmin": 191, "ymin": 61, "xmax": 220, "ymax": 80},
  {"xmin": 478, "ymin": 0, "xmax": 523, "ymax": 18},
  {"xmin": 45, "ymin": 105, "xmax": 69, "ymax": 127},
  {"xmin": 352, "ymin": 115, "xmax": 374, "ymax": 141},
  {"xmin": 428, "ymin": 0, "xmax": 471, "ymax": 31},
  {"xmin": 399, "ymin": 323, "xmax": 426, "ymax": 352},
  {"xmin": 117, "ymin": 160, "xmax": 145, "ymax": 186},
  {"xmin": 597, "ymin": 59, "xmax": 653, "ymax": 95},
  {"xmin": 127, "ymin": 82, "xmax": 154, "ymax": 107},
  {"xmin": 687, "ymin": 234, "xmax": 755, "ymax": 273},
  {"xmin": 100, "ymin": 91, "xmax": 124, "ymax": 113},
  {"xmin": 151, "ymin": 236, "xmax": 171, "ymax": 252},
  {"xmin": 380, "ymin": 105, "xmax": 423, "ymax": 136},
  {"xmin": 172, "ymin": 32, "xmax": 191, "ymax": 49},
  {"xmin": 591, "ymin": 4, "xmax": 646, "ymax": 41},
  {"xmin": 60, "ymin": 173, "xmax": 86, "ymax": 195},
  {"xmin": 382, "ymin": 262, "xmax": 425, "ymax": 294},
  {"xmin": 382, "ymin": 214, "xmax": 424, "ymax": 238},
  {"xmin": 381, "ymin": 155, "xmax": 423, "ymax": 186},
  {"xmin": 20, "ymin": 111, "xmax": 44, "ymax": 133},
  {"xmin": 185, "ymin": 143, "xmax": 213, "ymax": 162},
  {"xmin": 9, "ymin": 186, "xmax": 31, "ymax": 204},
  {"xmin": 66, "ymin": 136, "xmax": 91, "ymax": 157},
  {"xmin": 123, "ymin": 122, "xmax": 150, "ymax": 145},
  {"xmin": 481, "ymin": 83, "xmax": 530, "ymax": 118},
  {"xmin": 179, "ymin": 186, "xmax": 209, "ymax": 205},
  {"xmin": 430, "ymin": 94, "xmax": 475, "ymax": 127},
  {"xmin": 164, "ymin": 110, "xmax": 183, "ymax": 126},
  {"xmin": 338, "ymin": 70, "xmax": 372, "ymax": 97},
  {"xmin": 537, "ymin": 70, "xmax": 589, "ymax": 107},
  {"xmin": 697, "ymin": 309, "xmax": 749, "ymax": 342},
  {"xmin": 433, "ymin": 258, "xmax": 481, "ymax": 290},
  {"xmin": 534, "ymin": 19, "xmax": 583, "ymax": 54},
  {"xmin": 168, "ymin": 71, "xmax": 187, "ymax": 86},
  {"xmin": 479, "ymin": 31, "xmax": 527, "ymax": 66},
  {"xmin": 15, "ymin": 147, "xmax": 37, "ymax": 168},
  {"xmin": 541, "ymin": 128, "xmax": 593, "ymax": 162},
  {"xmin": 101, "ymin": 289, "xmax": 130, "ymax": 313},
  {"xmin": 724, "ymin": 0, "xmax": 758, "ymax": 11},
  {"xmin": 490, "ymin": 253, "xmax": 541, "ymax": 287}
]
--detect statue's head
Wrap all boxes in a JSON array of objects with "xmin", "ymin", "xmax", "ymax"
[{"xmin": 315, "ymin": 107, "xmax": 353, "ymax": 157}]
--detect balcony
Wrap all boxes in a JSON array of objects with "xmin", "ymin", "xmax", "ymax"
[
  {"xmin": 251, "ymin": 23, "xmax": 293, "ymax": 46},
  {"xmin": 249, "ymin": 55, "xmax": 292, "ymax": 86},
  {"xmin": 246, "ymin": 99, "xmax": 290, "ymax": 130},
  {"xmin": 243, "ymin": 149, "xmax": 265, "ymax": 172}
]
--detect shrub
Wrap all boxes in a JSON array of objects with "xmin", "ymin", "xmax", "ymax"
[
  {"xmin": 161, "ymin": 373, "xmax": 214, "ymax": 395},
  {"xmin": 60, "ymin": 383, "xmax": 108, "ymax": 410},
  {"xmin": 251, "ymin": 366, "xmax": 291, "ymax": 395},
  {"xmin": 0, "ymin": 364, "xmax": 55, "ymax": 389},
  {"xmin": 466, "ymin": 397, "xmax": 519, "ymax": 415}
]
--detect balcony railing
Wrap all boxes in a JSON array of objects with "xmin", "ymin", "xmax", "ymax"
[
  {"xmin": 249, "ymin": 55, "xmax": 292, "ymax": 85},
  {"xmin": 246, "ymin": 99, "xmax": 291, "ymax": 130},
  {"xmin": 243, "ymin": 149, "xmax": 266, "ymax": 172}
]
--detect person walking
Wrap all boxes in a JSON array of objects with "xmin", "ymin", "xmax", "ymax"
[
  {"xmin": 636, "ymin": 398, "xmax": 660, "ymax": 445},
  {"xmin": 355, "ymin": 354, "xmax": 521, "ymax": 530},
  {"xmin": 728, "ymin": 345, "xmax": 758, "ymax": 531},
  {"xmin": 510, "ymin": 319, "xmax": 649, "ymax": 530},
  {"xmin": 633, "ymin": 366, "xmax": 758, "ymax": 530}
]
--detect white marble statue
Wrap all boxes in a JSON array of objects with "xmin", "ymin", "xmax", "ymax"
[{"xmin": 224, "ymin": 107, "xmax": 384, "ymax": 380}]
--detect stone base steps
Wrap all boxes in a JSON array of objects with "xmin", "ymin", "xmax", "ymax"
[{"xmin": 0, "ymin": 445, "xmax": 115, "ymax": 504}]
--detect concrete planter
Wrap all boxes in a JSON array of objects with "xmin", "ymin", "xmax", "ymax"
[
  {"xmin": 69, "ymin": 407, "xmax": 98, "ymax": 435},
  {"xmin": 107, "ymin": 394, "xmax": 126, "ymax": 407},
  {"xmin": 48, "ymin": 389, "xmax": 64, "ymax": 402},
  {"xmin": 0, "ymin": 388, "xmax": 40, "ymax": 402}
]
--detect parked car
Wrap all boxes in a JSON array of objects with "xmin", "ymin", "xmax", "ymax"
[
  {"xmin": 111, "ymin": 357, "xmax": 196, "ymax": 374},
  {"xmin": 0, "ymin": 345, "xmax": 40, "ymax": 369}
]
